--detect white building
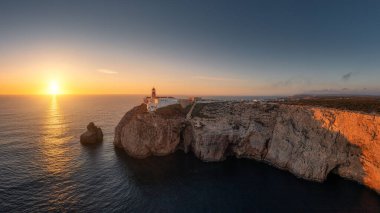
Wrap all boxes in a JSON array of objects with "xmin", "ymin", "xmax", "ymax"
[{"xmin": 144, "ymin": 87, "xmax": 178, "ymax": 112}]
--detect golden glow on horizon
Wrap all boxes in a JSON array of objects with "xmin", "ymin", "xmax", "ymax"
[
  {"xmin": 0, "ymin": 48, "xmax": 267, "ymax": 95},
  {"xmin": 0, "ymin": 54, "xmax": 280, "ymax": 96},
  {"xmin": 48, "ymin": 80, "xmax": 60, "ymax": 95}
]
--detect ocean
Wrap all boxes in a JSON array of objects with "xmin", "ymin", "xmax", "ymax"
[{"xmin": 0, "ymin": 95, "xmax": 379, "ymax": 212}]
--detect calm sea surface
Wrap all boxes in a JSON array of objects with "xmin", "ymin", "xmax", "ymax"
[{"xmin": 0, "ymin": 95, "xmax": 379, "ymax": 212}]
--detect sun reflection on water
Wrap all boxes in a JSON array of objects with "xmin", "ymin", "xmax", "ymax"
[
  {"xmin": 39, "ymin": 96, "xmax": 81, "ymax": 207},
  {"xmin": 40, "ymin": 96, "xmax": 75, "ymax": 176}
]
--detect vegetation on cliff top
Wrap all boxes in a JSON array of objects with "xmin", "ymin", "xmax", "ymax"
[
  {"xmin": 155, "ymin": 104, "xmax": 189, "ymax": 118},
  {"xmin": 191, "ymin": 103, "xmax": 209, "ymax": 118},
  {"xmin": 282, "ymin": 96, "xmax": 380, "ymax": 114}
]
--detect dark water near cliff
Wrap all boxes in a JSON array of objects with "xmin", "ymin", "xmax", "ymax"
[{"xmin": 0, "ymin": 95, "xmax": 379, "ymax": 212}]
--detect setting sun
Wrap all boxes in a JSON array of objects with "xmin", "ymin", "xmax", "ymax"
[{"xmin": 48, "ymin": 81, "xmax": 60, "ymax": 95}]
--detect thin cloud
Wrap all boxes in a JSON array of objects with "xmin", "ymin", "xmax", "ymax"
[
  {"xmin": 273, "ymin": 79, "xmax": 293, "ymax": 87},
  {"xmin": 192, "ymin": 75, "xmax": 243, "ymax": 81},
  {"xmin": 97, "ymin": 69, "xmax": 118, "ymax": 74},
  {"xmin": 342, "ymin": 72, "xmax": 353, "ymax": 81},
  {"xmin": 272, "ymin": 78, "xmax": 311, "ymax": 88}
]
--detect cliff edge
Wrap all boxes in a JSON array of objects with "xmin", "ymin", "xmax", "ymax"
[{"xmin": 114, "ymin": 102, "xmax": 380, "ymax": 194}]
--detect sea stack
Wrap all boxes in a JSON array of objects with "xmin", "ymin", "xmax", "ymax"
[{"xmin": 80, "ymin": 122, "xmax": 103, "ymax": 144}]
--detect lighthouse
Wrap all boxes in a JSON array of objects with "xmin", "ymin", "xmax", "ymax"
[
  {"xmin": 151, "ymin": 87, "xmax": 156, "ymax": 99},
  {"xmin": 144, "ymin": 87, "xmax": 178, "ymax": 112}
]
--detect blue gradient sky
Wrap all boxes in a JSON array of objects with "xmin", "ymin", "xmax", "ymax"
[{"xmin": 1, "ymin": 0, "xmax": 380, "ymax": 95}]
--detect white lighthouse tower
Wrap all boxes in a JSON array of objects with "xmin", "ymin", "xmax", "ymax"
[
  {"xmin": 151, "ymin": 87, "xmax": 156, "ymax": 99},
  {"xmin": 144, "ymin": 87, "xmax": 178, "ymax": 112}
]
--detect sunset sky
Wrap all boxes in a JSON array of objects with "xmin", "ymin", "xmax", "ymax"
[{"xmin": 1, "ymin": 0, "xmax": 380, "ymax": 96}]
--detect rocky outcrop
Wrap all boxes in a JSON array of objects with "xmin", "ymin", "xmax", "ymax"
[
  {"xmin": 80, "ymin": 122, "xmax": 103, "ymax": 144},
  {"xmin": 114, "ymin": 102, "xmax": 380, "ymax": 194},
  {"xmin": 114, "ymin": 104, "xmax": 187, "ymax": 158}
]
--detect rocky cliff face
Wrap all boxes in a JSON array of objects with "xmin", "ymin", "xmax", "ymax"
[
  {"xmin": 114, "ymin": 104, "xmax": 187, "ymax": 158},
  {"xmin": 114, "ymin": 102, "xmax": 380, "ymax": 194}
]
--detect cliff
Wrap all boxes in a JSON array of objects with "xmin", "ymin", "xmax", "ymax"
[{"xmin": 114, "ymin": 102, "xmax": 380, "ymax": 194}]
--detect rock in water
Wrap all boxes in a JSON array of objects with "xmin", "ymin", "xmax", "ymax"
[
  {"xmin": 80, "ymin": 122, "xmax": 103, "ymax": 144},
  {"xmin": 114, "ymin": 102, "xmax": 380, "ymax": 194}
]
